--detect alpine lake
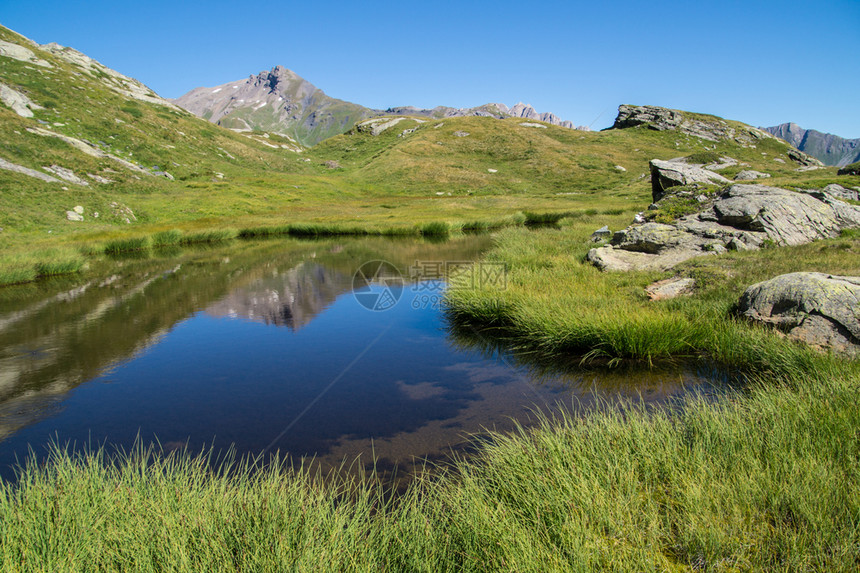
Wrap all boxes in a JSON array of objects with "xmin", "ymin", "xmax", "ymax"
[{"xmin": 0, "ymin": 234, "xmax": 728, "ymax": 485}]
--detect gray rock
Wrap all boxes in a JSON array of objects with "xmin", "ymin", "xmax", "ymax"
[
  {"xmin": 822, "ymin": 184, "xmax": 859, "ymax": 201},
  {"xmin": 453, "ymin": 131, "xmax": 470, "ymax": 137},
  {"xmin": 66, "ymin": 210, "xmax": 84, "ymax": 222},
  {"xmin": 591, "ymin": 226, "xmax": 611, "ymax": 242},
  {"xmin": 0, "ymin": 82, "xmax": 44, "ymax": 118},
  {"xmin": 734, "ymin": 170, "xmax": 771, "ymax": 181},
  {"xmin": 645, "ymin": 277, "xmax": 696, "ymax": 300},
  {"xmin": 649, "ymin": 159, "xmax": 730, "ymax": 202},
  {"xmin": 614, "ymin": 165, "xmax": 627, "ymax": 172},
  {"xmin": 738, "ymin": 272, "xmax": 860, "ymax": 357},
  {"xmin": 43, "ymin": 165, "xmax": 89, "ymax": 186},
  {"xmin": 0, "ymin": 157, "xmax": 60, "ymax": 183}
]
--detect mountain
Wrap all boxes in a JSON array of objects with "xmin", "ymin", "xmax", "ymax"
[
  {"xmin": 383, "ymin": 102, "xmax": 584, "ymax": 129},
  {"xmin": 172, "ymin": 66, "xmax": 377, "ymax": 147},
  {"xmin": 763, "ymin": 123, "xmax": 860, "ymax": 167},
  {"xmin": 173, "ymin": 67, "xmax": 585, "ymax": 145}
]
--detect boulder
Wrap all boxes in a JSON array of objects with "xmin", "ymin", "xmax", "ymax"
[
  {"xmin": 66, "ymin": 210, "xmax": 84, "ymax": 222},
  {"xmin": 738, "ymin": 273, "xmax": 860, "ymax": 357},
  {"xmin": 734, "ymin": 170, "xmax": 770, "ymax": 181},
  {"xmin": 591, "ymin": 225, "xmax": 611, "ymax": 242},
  {"xmin": 650, "ymin": 159, "xmax": 729, "ymax": 202}
]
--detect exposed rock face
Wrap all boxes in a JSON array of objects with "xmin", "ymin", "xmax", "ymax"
[
  {"xmin": 738, "ymin": 273, "xmax": 860, "ymax": 357},
  {"xmin": 0, "ymin": 82, "xmax": 44, "ymax": 117},
  {"xmin": 587, "ymin": 184, "xmax": 860, "ymax": 272},
  {"xmin": 0, "ymin": 157, "xmax": 60, "ymax": 183},
  {"xmin": 649, "ymin": 159, "xmax": 730, "ymax": 202},
  {"xmin": 763, "ymin": 122, "xmax": 860, "ymax": 167},
  {"xmin": 734, "ymin": 170, "xmax": 770, "ymax": 181}
]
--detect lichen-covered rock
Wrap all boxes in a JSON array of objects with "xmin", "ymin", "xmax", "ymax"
[
  {"xmin": 649, "ymin": 159, "xmax": 730, "ymax": 202},
  {"xmin": 738, "ymin": 273, "xmax": 860, "ymax": 357}
]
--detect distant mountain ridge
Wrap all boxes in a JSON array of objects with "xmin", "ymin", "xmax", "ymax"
[
  {"xmin": 173, "ymin": 66, "xmax": 584, "ymax": 146},
  {"xmin": 763, "ymin": 123, "xmax": 860, "ymax": 167}
]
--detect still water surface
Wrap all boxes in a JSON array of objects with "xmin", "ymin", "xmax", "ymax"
[{"xmin": 0, "ymin": 235, "xmax": 722, "ymax": 481}]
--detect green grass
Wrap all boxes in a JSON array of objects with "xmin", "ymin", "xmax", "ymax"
[
  {"xmin": 151, "ymin": 229, "xmax": 183, "ymax": 246},
  {"xmin": 179, "ymin": 228, "xmax": 237, "ymax": 244},
  {"xmin": 103, "ymin": 236, "xmax": 151, "ymax": 254},
  {"xmin": 1, "ymin": 367, "xmax": 857, "ymax": 571}
]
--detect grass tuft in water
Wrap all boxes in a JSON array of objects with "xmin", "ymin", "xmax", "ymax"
[{"xmin": 103, "ymin": 236, "xmax": 151, "ymax": 254}]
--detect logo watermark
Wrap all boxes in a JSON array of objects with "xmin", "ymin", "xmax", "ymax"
[
  {"xmin": 352, "ymin": 260, "xmax": 405, "ymax": 311},
  {"xmin": 353, "ymin": 260, "xmax": 507, "ymax": 311}
]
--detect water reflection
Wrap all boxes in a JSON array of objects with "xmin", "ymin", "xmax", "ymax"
[{"xmin": 0, "ymin": 234, "xmax": 727, "ymax": 484}]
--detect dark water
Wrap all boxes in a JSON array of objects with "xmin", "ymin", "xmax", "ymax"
[{"xmin": 0, "ymin": 235, "xmax": 723, "ymax": 482}]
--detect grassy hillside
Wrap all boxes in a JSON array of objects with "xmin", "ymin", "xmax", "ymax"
[{"xmin": 3, "ymin": 20, "xmax": 858, "ymax": 285}]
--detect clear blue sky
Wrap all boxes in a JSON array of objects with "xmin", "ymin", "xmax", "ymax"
[{"xmin": 2, "ymin": 0, "xmax": 858, "ymax": 137}]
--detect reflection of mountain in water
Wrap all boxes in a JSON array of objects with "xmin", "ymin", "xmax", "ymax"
[{"xmin": 206, "ymin": 262, "xmax": 350, "ymax": 330}]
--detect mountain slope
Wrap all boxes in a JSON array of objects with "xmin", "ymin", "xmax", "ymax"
[{"xmin": 763, "ymin": 122, "xmax": 860, "ymax": 167}]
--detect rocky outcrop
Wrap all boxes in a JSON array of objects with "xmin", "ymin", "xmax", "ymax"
[
  {"xmin": 734, "ymin": 170, "xmax": 770, "ymax": 181},
  {"xmin": 588, "ymin": 184, "xmax": 860, "ymax": 272},
  {"xmin": 738, "ymin": 273, "xmax": 860, "ymax": 357},
  {"xmin": 649, "ymin": 159, "xmax": 729, "ymax": 202},
  {"xmin": 763, "ymin": 122, "xmax": 860, "ymax": 167},
  {"xmin": 611, "ymin": 104, "xmax": 773, "ymax": 143}
]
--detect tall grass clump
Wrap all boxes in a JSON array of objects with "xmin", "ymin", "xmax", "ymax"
[
  {"xmin": 419, "ymin": 221, "xmax": 463, "ymax": 236},
  {"xmin": 103, "ymin": 236, "xmax": 151, "ymax": 254},
  {"xmin": 151, "ymin": 229, "xmax": 183, "ymax": 246},
  {"xmin": 179, "ymin": 229, "xmax": 237, "ymax": 244},
  {"xmin": 523, "ymin": 211, "xmax": 570, "ymax": 225},
  {"xmin": 237, "ymin": 224, "xmax": 292, "ymax": 238},
  {"xmin": 0, "ymin": 260, "xmax": 37, "ymax": 286}
]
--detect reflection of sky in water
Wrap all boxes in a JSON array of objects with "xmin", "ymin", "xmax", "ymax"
[{"xmin": 0, "ymin": 237, "xmax": 724, "ymax": 482}]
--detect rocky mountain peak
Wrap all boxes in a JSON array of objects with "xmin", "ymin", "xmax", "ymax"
[{"xmin": 763, "ymin": 123, "xmax": 860, "ymax": 167}]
